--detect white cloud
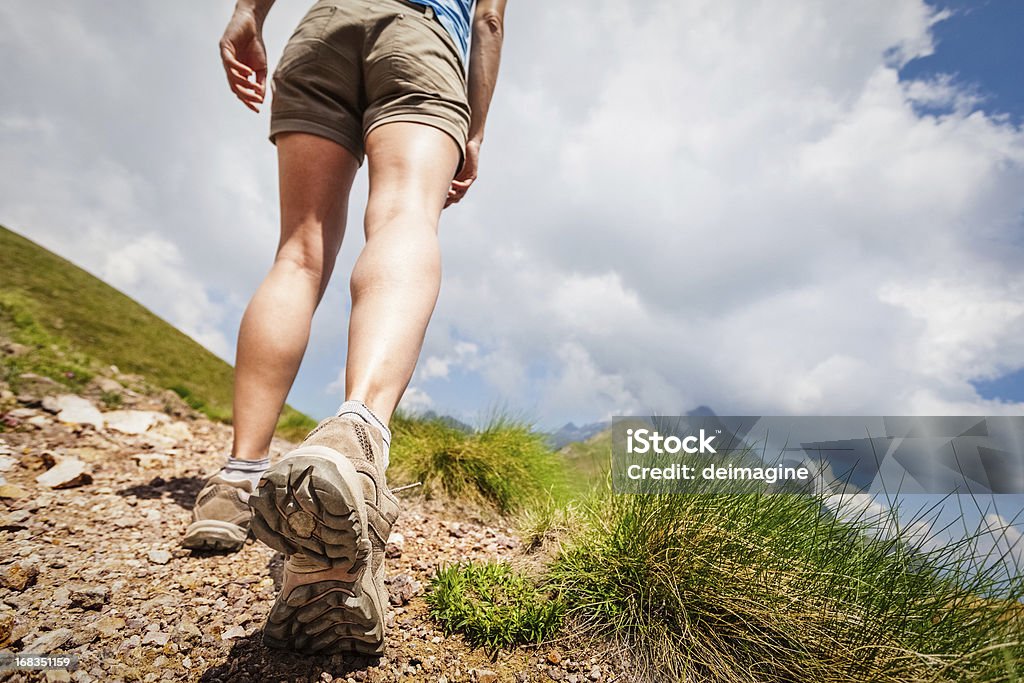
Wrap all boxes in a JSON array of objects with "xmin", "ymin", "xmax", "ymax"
[
  {"xmin": 399, "ymin": 386, "xmax": 434, "ymax": 414},
  {"xmin": 2, "ymin": 1, "xmax": 1023, "ymax": 427}
]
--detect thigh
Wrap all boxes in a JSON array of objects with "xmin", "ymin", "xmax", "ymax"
[
  {"xmin": 364, "ymin": 122, "xmax": 461, "ymax": 235},
  {"xmin": 276, "ymin": 132, "xmax": 360, "ymax": 260}
]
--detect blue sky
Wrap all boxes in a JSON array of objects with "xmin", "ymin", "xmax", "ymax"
[
  {"xmin": 901, "ymin": 0, "xmax": 1023, "ymax": 125},
  {"xmin": 898, "ymin": 0, "xmax": 1024, "ymax": 404},
  {"xmin": 2, "ymin": 1, "xmax": 1024, "ymax": 433}
]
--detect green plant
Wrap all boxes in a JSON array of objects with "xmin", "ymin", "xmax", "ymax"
[
  {"xmin": 389, "ymin": 413, "xmax": 568, "ymax": 513},
  {"xmin": 549, "ymin": 485, "xmax": 1024, "ymax": 683},
  {"xmin": 427, "ymin": 561, "xmax": 565, "ymax": 652},
  {"xmin": 0, "ymin": 290, "xmax": 95, "ymax": 392},
  {"xmin": 99, "ymin": 390, "xmax": 124, "ymax": 409}
]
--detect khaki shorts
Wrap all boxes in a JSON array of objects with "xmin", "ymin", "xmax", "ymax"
[{"xmin": 269, "ymin": 0, "xmax": 470, "ymax": 166}]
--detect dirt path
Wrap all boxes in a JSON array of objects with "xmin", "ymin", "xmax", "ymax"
[{"xmin": 0, "ymin": 391, "xmax": 617, "ymax": 683}]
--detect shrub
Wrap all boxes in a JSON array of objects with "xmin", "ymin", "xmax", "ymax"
[
  {"xmin": 427, "ymin": 561, "xmax": 564, "ymax": 652},
  {"xmin": 549, "ymin": 487, "xmax": 1024, "ymax": 682},
  {"xmin": 389, "ymin": 413, "xmax": 567, "ymax": 513}
]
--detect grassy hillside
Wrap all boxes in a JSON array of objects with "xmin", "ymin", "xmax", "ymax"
[{"xmin": 0, "ymin": 225, "xmax": 314, "ymax": 438}]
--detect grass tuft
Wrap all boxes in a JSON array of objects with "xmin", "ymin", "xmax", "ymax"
[
  {"xmin": 549, "ymin": 485, "xmax": 1024, "ymax": 682},
  {"xmin": 389, "ymin": 412, "xmax": 568, "ymax": 514},
  {"xmin": 427, "ymin": 561, "xmax": 564, "ymax": 652}
]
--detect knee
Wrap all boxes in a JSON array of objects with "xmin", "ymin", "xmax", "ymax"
[
  {"xmin": 365, "ymin": 192, "xmax": 438, "ymax": 235},
  {"xmin": 274, "ymin": 238, "xmax": 333, "ymax": 287}
]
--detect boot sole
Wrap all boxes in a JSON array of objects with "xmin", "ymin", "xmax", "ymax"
[
  {"xmin": 249, "ymin": 445, "xmax": 385, "ymax": 655},
  {"xmin": 181, "ymin": 519, "xmax": 248, "ymax": 552}
]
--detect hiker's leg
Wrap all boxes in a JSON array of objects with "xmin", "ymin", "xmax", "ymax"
[
  {"xmin": 345, "ymin": 122, "xmax": 460, "ymax": 425},
  {"xmin": 231, "ymin": 132, "xmax": 360, "ymax": 460}
]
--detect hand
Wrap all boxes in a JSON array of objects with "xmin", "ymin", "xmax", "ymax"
[
  {"xmin": 219, "ymin": 9, "xmax": 268, "ymax": 113},
  {"xmin": 445, "ymin": 139, "xmax": 481, "ymax": 208}
]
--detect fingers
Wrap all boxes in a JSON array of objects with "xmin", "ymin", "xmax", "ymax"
[
  {"xmin": 220, "ymin": 43, "xmax": 253, "ymax": 79},
  {"xmin": 445, "ymin": 176, "xmax": 476, "ymax": 208},
  {"xmin": 221, "ymin": 42, "xmax": 266, "ymax": 112}
]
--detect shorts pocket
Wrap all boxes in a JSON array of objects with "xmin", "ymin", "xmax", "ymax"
[{"xmin": 275, "ymin": 5, "xmax": 338, "ymax": 75}]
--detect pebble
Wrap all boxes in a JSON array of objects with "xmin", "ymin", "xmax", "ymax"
[
  {"xmin": 70, "ymin": 586, "xmax": 110, "ymax": 610},
  {"xmin": 147, "ymin": 549, "xmax": 172, "ymax": 565},
  {"xmin": 221, "ymin": 625, "xmax": 246, "ymax": 640},
  {"xmin": 49, "ymin": 395, "xmax": 105, "ymax": 429},
  {"xmin": 0, "ymin": 483, "xmax": 29, "ymax": 498},
  {"xmin": 141, "ymin": 631, "xmax": 171, "ymax": 646},
  {"xmin": 36, "ymin": 457, "xmax": 93, "ymax": 489},
  {"xmin": 25, "ymin": 627, "xmax": 75, "ymax": 653},
  {"xmin": 385, "ymin": 531, "xmax": 405, "ymax": 558},
  {"xmin": 1, "ymin": 559, "xmax": 39, "ymax": 591}
]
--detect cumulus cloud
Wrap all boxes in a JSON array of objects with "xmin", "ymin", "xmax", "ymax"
[{"xmin": 2, "ymin": 2, "xmax": 1023, "ymax": 427}]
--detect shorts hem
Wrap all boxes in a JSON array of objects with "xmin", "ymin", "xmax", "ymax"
[{"xmin": 269, "ymin": 116, "xmax": 364, "ymax": 165}]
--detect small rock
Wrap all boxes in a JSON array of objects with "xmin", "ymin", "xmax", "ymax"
[
  {"xmin": 94, "ymin": 616, "xmax": 125, "ymax": 638},
  {"xmin": 103, "ymin": 410, "xmax": 164, "ymax": 434},
  {"xmin": 70, "ymin": 586, "xmax": 110, "ymax": 610},
  {"xmin": 475, "ymin": 671, "xmax": 498, "ymax": 683},
  {"xmin": 176, "ymin": 618, "xmax": 202, "ymax": 641},
  {"xmin": 588, "ymin": 665, "xmax": 601, "ymax": 681},
  {"xmin": 385, "ymin": 532, "xmax": 404, "ymax": 559},
  {"xmin": 387, "ymin": 573, "xmax": 422, "ymax": 606},
  {"xmin": 49, "ymin": 395, "xmax": 104, "ymax": 428},
  {"xmin": 547, "ymin": 670, "xmax": 565, "ymax": 682},
  {"xmin": 152, "ymin": 421, "xmax": 192, "ymax": 442},
  {"xmin": 147, "ymin": 549, "xmax": 172, "ymax": 565},
  {"xmin": 1, "ymin": 559, "xmax": 40, "ymax": 590},
  {"xmin": 141, "ymin": 631, "xmax": 170, "ymax": 646},
  {"xmin": 0, "ymin": 483, "xmax": 30, "ymax": 499},
  {"xmin": 0, "ymin": 610, "xmax": 15, "ymax": 647},
  {"xmin": 1, "ymin": 509, "xmax": 31, "ymax": 530},
  {"xmin": 548, "ymin": 650, "xmax": 562, "ymax": 665},
  {"xmin": 132, "ymin": 452, "xmax": 170, "ymax": 468},
  {"xmin": 36, "ymin": 458, "xmax": 93, "ymax": 489},
  {"xmin": 221, "ymin": 625, "xmax": 246, "ymax": 640},
  {"xmin": 0, "ymin": 455, "xmax": 17, "ymax": 471},
  {"xmin": 44, "ymin": 670, "xmax": 71, "ymax": 683},
  {"xmin": 25, "ymin": 627, "xmax": 74, "ymax": 653}
]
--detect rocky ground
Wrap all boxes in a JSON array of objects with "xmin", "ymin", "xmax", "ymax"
[{"xmin": 0, "ymin": 374, "xmax": 627, "ymax": 683}]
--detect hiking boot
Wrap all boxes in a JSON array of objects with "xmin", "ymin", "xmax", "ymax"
[
  {"xmin": 182, "ymin": 474, "xmax": 253, "ymax": 551},
  {"xmin": 248, "ymin": 415, "xmax": 399, "ymax": 655}
]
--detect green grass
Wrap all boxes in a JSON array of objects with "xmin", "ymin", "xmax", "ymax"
[
  {"xmin": 389, "ymin": 412, "xmax": 569, "ymax": 514},
  {"xmin": 427, "ymin": 561, "xmax": 565, "ymax": 652},
  {"xmin": 0, "ymin": 225, "xmax": 314, "ymax": 435},
  {"xmin": 548, "ymin": 486, "xmax": 1024, "ymax": 682}
]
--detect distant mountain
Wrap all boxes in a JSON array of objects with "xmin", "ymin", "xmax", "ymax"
[
  {"xmin": 548, "ymin": 406, "xmax": 718, "ymax": 449},
  {"xmin": 414, "ymin": 410, "xmax": 474, "ymax": 433},
  {"xmin": 547, "ymin": 421, "xmax": 609, "ymax": 449}
]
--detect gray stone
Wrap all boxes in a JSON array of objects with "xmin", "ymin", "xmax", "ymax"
[
  {"xmin": 24, "ymin": 627, "xmax": 74, "ymax": 653},
  {"xmin": 49, "ymin": 395, "xmax": 104, "ymax": 428},
  {"xmin": 36, "ymin": 458, "xmax": 92, "ymax": 489},
  {"xmin": 70, "ymin": 586, "xmax": 110, "ymax": 610},
  {"xmin": 147, "ymin": 549, "xmax": 172, "ymax": 565},
  {"xmin": 103, "ymin": 410, "xmax": 165, "ymax": 435}
]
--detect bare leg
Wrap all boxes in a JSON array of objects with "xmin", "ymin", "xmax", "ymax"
[
  {"xmin": 345, "ymin": 123, "xmax": 461, "ymax": 424},
  {"xmin": 231, "ymin": 132, "xmax": 360, "ymax": 460}
]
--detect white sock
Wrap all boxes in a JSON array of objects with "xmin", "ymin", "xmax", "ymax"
[
  {"xmin": 337, "ymin": 400, "xmax": 391, "ymax": 468},
  {"xmin": 219, "ymin": 456, "xmax": 270, "ymax": 488}
]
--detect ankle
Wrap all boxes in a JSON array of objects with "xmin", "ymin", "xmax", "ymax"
[{"xmin": 336, "ymin": 399, "xmax": 391, "ymax": 468}]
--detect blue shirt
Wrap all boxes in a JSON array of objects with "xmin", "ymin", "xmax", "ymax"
[{"xmin": 406, "ymin": 0, "xmax": 474, "ymax": 68}]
